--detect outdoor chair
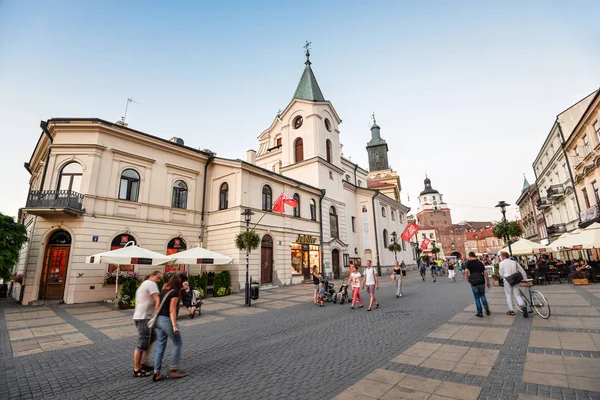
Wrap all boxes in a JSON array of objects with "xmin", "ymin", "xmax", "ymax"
[{"xmin": 534, "ymin": 268, "xmax": 548, "ymax": 285}]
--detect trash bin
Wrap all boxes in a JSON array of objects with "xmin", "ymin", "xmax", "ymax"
[{"xmin": 250, "ymin": 280, "xmax": 259, "ymax": 300}]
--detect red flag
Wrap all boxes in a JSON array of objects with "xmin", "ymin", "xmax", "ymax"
[
  {"xmin": 272, "ymin": 192, "xmax": 298, "ymax": 214},
  {"xmin": 420, "ymin": 238, "xmax": 431, "ymax": 250},
  {"xmin": 401, "ymin": 223, "xmax": 420, "ymax": 242}
]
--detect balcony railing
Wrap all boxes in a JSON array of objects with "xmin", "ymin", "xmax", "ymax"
[
  {"xmin": 536, "ymin": 197, "xmax": 550, "ymax": 208},
  {"xmin": 547, "ymin": 184, "xmax": 565, "ymax": 199},
  {"xmin": 580, "ymin": 204, "xmax": 600, "ymax": 224},
  {"xmin": 546, "ymin": 223, "xmax": 567, "ymax": 236},
  {"xmin": 25, "ymin": 190, "xmax": 84, "ymax": 215}
]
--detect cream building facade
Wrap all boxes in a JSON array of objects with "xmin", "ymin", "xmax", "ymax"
[{"xmin": 15, "ymin": 53, "xmax": 412, "ymax": 305}]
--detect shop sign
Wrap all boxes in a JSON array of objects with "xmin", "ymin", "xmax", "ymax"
[{"xmin": 297, "ymin": 234, "xmax": 317, "ymax": 245}]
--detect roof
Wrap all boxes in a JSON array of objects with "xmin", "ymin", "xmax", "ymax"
[
  {"xmin": 293, "ymin": 61, "xmax": 325, "ymax": 102},
  {"xmin": 459, "ymin": 221, "xmax": 494, "ymax": 231},
  {"xmin": 465, "ymin": 229, "xmax": 495, "ymax": 241},
  {"xmin": 367, "ymin": 122, "xmax": 387, "ymax": 147},
  {"xmin": 522, "ymin": 176, "xmax": 530, "ymax": 192},
  {"xmin": 367, "ymin": 180, "xmax": 395, "ymax": 189},
  {"xmin": 420, "ymin": 176, "xmax": 439, "ymax": 196}
]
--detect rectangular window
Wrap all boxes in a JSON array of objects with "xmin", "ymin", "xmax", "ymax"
[
  {"xmin": 422, "ymin": 233, "xmax": 426, "ymax": 239},
  {"xmin": 593, "ymin": 181, "xmax": 600, "ymax": 205},
  {"xmin": 582, "ymin": 188, "xmax": 591, "ymax": 208},
  {"xmin": 429, "ymin": 233, "xmax": 434, "ymax": 239},
  {"xmin": 595, "ymin": 121, "xmax": 600, "ymax": 142},
  {"xmin": 585, "ymin": 136, "xmax": 591, "ymax": 155},
  {"xmin": 351, "ymin": 217, "xmax": 356, "ymax": 232}
]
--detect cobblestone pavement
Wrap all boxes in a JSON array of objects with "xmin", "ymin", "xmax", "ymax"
[{"xmin": 3, "ymin": 274, "xmax": 600, "ymax": 399}]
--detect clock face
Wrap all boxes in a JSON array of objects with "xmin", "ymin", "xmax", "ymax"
[{"xmin": 433, "ymin": 201, "xmax": 438, "ymax": 205}]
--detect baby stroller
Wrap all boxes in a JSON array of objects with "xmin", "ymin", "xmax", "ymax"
[
  {"xmin": 337, "ymin": 280, "xmax": 349, "ymax": 304},
  {"xmin": 320, "ymin": 278, "xmax": 337, "ymax": 303}
]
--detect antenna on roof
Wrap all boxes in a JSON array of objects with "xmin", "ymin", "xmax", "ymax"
[{"xmin": 120, "ymin": 98, "xmax": 139, "ymax": 125}]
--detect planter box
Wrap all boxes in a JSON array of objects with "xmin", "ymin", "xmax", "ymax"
[
  {"xmin": 118, "ymin": 302, "xmax": 133, "ymax": 310},
  {"xmin": 573, "ymin": 278, "xmax": 589, "ymax": 286}
]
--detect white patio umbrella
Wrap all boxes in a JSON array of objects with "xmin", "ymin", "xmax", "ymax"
[
  {"xmin": 499, "ymin": 238, "xmax": 544, "ymax": 256},
  {"xmin": 549, "ymin": 230, "xmax": 582, "ymax": 252},
  {"xmin": 170, "ymin": 244, "xmax": 233, "ymax": 266},
  {"xmin": 86, "ymin": 241, "xmax": 174, "ymax": 294},
  {"xmin": 558, "ymin": 223, "xmax": 600, "ymax": 250}
]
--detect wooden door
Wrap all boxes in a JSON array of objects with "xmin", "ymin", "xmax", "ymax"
[
  {"xmin": 39, "ymin": 245, "xmax": 70, "ymax": 300},
  {"xmin": 261, "ymin": 235, "xmax": 273, "ymax": 284},
  {"xmin": 332, "ymin": 249, "xmax": 340, "ymax": 279}
]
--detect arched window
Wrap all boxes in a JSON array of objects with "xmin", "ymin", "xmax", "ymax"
[
  {"xmin": 219, "ymin": 182, "xmax": 229, "ymax": 210},
  {"xmin": 172, "ymin": 180, "xmax": 188, "ymax": 209},
  {"xmin": 357, "ymin": 180, "xmax": 362, "ymax": 187},
  {"xmin": 326, "ymin": 139, "xmax": 332, "ymax": 163},
  {"xmin": 381, "ymin": 207, "xmax": 386, "ymax": 217},
  {"xmin": 324, "ymin": 118, "xmax": 332, "ymax": 132},
  {"xmin": 399, "ymin": 213, "xmax": 403, "ymax": 223},
  {"xmin": 118, "ymin": 169, "xmax": 140, "ymax": 201},
  {"xmin": 310, "ymin": 199, "xmax": 317, "ymax": 221},
  {"xmin": 383, "ymin": 229, "xmax": 389, "ymax": 247},
  {"xmin": 166, "ymin": 237, "xmax": 187, "ymax": 272},
  {"xmin": 58, "ymin": 162, "xmax": 83, "ymax": 193},
  {"xmin": 293, "ymin": 193, "xmax": 300, "ymax": 217},
  {"xmin": 109, "ymin": 234, "xmax": 136, "ymax": 272},
  {"xmin": 262, "ymin": 185, "xmax": 272, "ymax": 211},
  {"xmin": 294, "ymin": 138, "xmax": 304, "ymax": 162},
  {"xmin": 329, "ymin": 206, "xmax": 339, "ymax": 238},
  {"xmin": 391, "ymin": 211, "xmax": 396, "ymax": 221},
  {"xmin": 345, "ymin": 174, "xmax": 350, "ymax": 181}
]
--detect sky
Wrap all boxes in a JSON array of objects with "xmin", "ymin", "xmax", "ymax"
[{"xmin": 1, "ymin": 0, "xmax": 599, "ymax": 222}]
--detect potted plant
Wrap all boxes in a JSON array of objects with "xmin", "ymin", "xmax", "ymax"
[
  {"xmin": 112, "ymin": 294, "xmax": 131, "ymax": 309},
  {"xmin": 492, "ymin": 263, "xmax": 500, "ymax": 286},
  {"xmin": 115, "ymin": 278, "xmax": 139, "ymax": 309}
]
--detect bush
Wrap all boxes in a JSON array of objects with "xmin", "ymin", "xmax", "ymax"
[
  {"xmin": 214, "ymin": 273, "xmax": 223, "ymax": 292},
  {"xmin": 119, "ymin": 279, "xmax": 139, "ymax": 304},
  {"xmin": 221, "ymin": 270, "xmax": 231, "ymax": 290},
  {"xmin": 199, "ymin": 272, "xmax": 208, "ymax": 292},
  {"xmin": 217, "ymin": 287, "xmax": 226, "ymax": 296},
  {"xmin": 187, "ymin": 274, "xmax": 202, "ymax": 290}
]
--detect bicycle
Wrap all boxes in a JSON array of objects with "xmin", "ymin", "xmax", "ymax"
[{"xmin": 513, "ymin": 278, "xmax": 551, "ymax": 319}]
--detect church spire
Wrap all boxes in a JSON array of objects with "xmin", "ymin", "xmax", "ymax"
[
  {"xmin": 522, "ymin": 174, "xmax": 530, "ymax": 192},
  {"xmin": 366, "ymin": 113, "xmax": 389, "ymax": 172},
  {"xmin": 293, "ymin": 42, "xmax": 326, "ymax": 102}
]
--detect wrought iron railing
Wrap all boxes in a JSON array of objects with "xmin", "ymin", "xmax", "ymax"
[
  {"xmin": 26, "ymin": 190, "xmax": 84, "ymax": 212},
  {"xmin": 546, "ymin": 184, "xmax": 565, "ymax": 198},
  {"xmin": 546, "ymin": 223, "xmax": 567, "ymax": 236},
  {"xmin": 580, "ymin": 204, "xmax": 600, "ymax": 224}
]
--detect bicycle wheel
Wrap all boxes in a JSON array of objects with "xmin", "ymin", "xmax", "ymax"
[
  {"xmin": 531, "ymin": 291, "xmax": 551, "ymax": 319},
  {"xmin": 513, "ymin": 289, "xmax": 526, "ymax": 313}
]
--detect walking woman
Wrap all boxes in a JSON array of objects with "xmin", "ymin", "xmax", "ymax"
[
  {"xmin": 393, "ymin": 261, "xmax": 404, "ymax": 298},
  {"xmin": 153, "ymin": 276, "xmax": 186, "ymax": 381},
  {"xmin": 312, "ymin": 266, "xmax": 320, "ymax": 305}
]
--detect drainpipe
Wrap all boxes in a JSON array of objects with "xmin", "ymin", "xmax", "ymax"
[
  {"xmin": 557, "ymin": 122, "xmax": 582, "ymax": 225},
  {"xmin": 371, "ymin": 190, "xmax": 381, "ymax": 276},
  {"xmin": 353, "ymin": 163, "xmax": 358, "ymax": 185},
  {"xmin": 199, "ymin": 153, "xmax": 215, "ymax": 247},
  {"xmin": 38, "ymin": 121, "xmax": 54, "ymax": 192},
  {"xmin": 319, "ymin": 189, "xmax": 326, "ymax": 276},
  {"xmin": 532, "ymin": 158, "xmax": 549, "ymax": 242}
]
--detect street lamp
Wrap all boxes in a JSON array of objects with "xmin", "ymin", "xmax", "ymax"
[
  {"xmin": 431, "ymin": 240, "xmax": 436, "ymax": 261},
  {"xmin": 391, "ymin": 231, "xmax": 398, "ymax": 262},
  {"xmin": 495, "ymin": 201, "xmax": 513, "ymax": 257},
  {"xmin": 242, "ymin": 208, "xmax": 255, "ymax": 306}
]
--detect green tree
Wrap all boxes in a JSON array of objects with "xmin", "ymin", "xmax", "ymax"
[
  {"xmin": 0, "ymin": 213, "xmax": 28, "ymax": 281},
  {"xmin": 493, "ymin": 221, "xmax": 523, "ymax": 245}
]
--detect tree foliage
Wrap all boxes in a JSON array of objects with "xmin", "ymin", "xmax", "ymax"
[
  {"xmin": 0, "ymin": 213, "xmax": 28, "ymax": 281},
  {"xmin": 431, "ymin": 247, "xmax": 440, "ymax": 255},
  {"xmin": 388, "ymin": 243, "xmax": 402, "ymax": 253},
  {"xmin": 234, "ymin": 231, "xmax": 261, "ymax": 252},
  {"xmin": 493, "ymin": 221, "xmax": 523, "ymax": 244}
]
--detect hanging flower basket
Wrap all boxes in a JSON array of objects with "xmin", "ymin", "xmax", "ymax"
[{"xmin": 235, "ymin": 231, "xmax": 261, "ymax": 252}]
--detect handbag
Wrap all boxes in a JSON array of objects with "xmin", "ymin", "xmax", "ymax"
[
  {"xmin": 468, "ymin": 272, "xmax": 485, "ymax": 286},
  {"xmin": 147, "ymin": 290, "xmax": 174, "ymax": 329},
  {"xmin": 504, "ymin": 272, "xmax": 523, "ymax": 286}
]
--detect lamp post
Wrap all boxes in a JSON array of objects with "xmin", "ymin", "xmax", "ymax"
[
  {"xmin": 431, "ymin": 240, "xmax": 437, "ymax": 261},
  {"xmin": 495, "ymin": 201, "xmax": 512, "ymax": 257},
  {"xmin": 391, "ymin": 231, "xmax": 398, "ymax": 262},
  {"xmin": 242, "ymin": 208, "xmax": 254, "ymax": 306}
]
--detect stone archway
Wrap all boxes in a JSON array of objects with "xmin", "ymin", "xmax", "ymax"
[{"xmin": 451, "ymin": 251, "xmax": 463, "ymax": 260}]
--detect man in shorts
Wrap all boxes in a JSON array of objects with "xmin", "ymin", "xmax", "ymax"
[
  {"xmin": 420, "ymin": 259, "xmax": 427, "ymax": 281},
  {"xmin": 430, "ymin": 262, "xmax": 437, "ymax": 282},
  {"xmin": 362, "ymin": 260, "xmax": 380, "ymax": 311},
  {"xmin": 132, "ymin": 270, "xmax": 162, "ymax": 377}
]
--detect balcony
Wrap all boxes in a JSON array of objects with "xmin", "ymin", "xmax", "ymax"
[
  {"xmin": 536, "ymin": 197, "xmax": 551, "ymax": 209},
  {"xmin": 23, "ymin": 190, "xmax": 84, "ymax": 217},
  {"xmin": 580, "ymin": 204, "xmax": 600, "ymax": 224},
  {"xmin": 546, "ymin": 184, "xmax": 565, "ymax": 199},
  {"xmin": 546, "ymin": 223, "xmax": 567, "ymax": 236}
]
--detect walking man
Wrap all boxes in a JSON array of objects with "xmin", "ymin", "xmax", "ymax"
[
  {"xmin": 430, "ymin": 261, "xmax": 437, "ymax": 282},
  {"xmin": 499, "ymin": 251, "xmax": 528, "ymax": 317},
  {"xmin": 464, "ymin": 252, "xmax": 490, "ymax": 318},
  {"xmin": 420, "ymin": 259, "xmax": 427, "ymax": 281},
  {"xmin": 363, "ymin": 260, "xmax": 380, "ymax": 311},
  {"xmin": 132, "ymin": 271, "xmax": 162, "ymax": 377}
]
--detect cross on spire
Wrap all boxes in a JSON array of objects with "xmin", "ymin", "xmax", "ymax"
[{"xmin": 304, "ymin": 41, "xmax": 312, "ymax": 65}]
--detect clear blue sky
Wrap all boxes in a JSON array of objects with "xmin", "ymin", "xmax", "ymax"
[{"xmin": 1, "ymin": 0, "xmax": 598, "ymax": 222}]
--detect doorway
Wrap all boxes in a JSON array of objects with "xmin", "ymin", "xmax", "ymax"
[
  {"xmin": 39, "ymin": 230, "xmax": 72, "ymax": 301},
  {"xmin": 261, "ymin": 234, "xmax": 273, "ymax": 285},
  {"xmin": 332, "ymin": 249, "xmax": 340, "ymax": 279}
]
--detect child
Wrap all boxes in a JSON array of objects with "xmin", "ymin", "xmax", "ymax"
[
  {"xmin": 349, "ymin": 263, "xmax": 364, "ymax": 309},
  {"xmin": 318, "ymin": 283, "xmax": 325, "ymax": 307}
]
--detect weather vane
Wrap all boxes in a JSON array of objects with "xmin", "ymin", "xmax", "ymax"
[
  {"xmin": 371, "ymin": 111, "xmax": 376, "ymax": 124},
  {"xmin": 304, "ymin": 41, "xmax": 311, "ymax": 64}
]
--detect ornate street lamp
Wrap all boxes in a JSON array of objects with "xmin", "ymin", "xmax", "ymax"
[
  {"xmin": 391, "ymin": 231, "xmax": 398, "ymax": 262},
  {"xmin": 242, "ymin": 208, "xmax": 255, "ymax": 306},
  {"xmin": 495, "ymin": 201, "xmax": 513, "ymax": 257}
]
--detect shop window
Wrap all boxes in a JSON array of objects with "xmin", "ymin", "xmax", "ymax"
[
  {"xmin": 172, "ymin": 180, "xmax": 188, "ymax": 209},
  {"xmin": 262, "ymin": 185, "xmax": 272, "ymax": 211},
  {"xmin": 294, "ymin": 138, "xmax": 304, "ymax": 162},
  {"xmin": 118, "ymin": 169, "xmax": 140, "ymax": 202},
  {"xmin": 326, "ymin": 139, "xmax": 332, "ymax": 163},
  {"xmin": 166, "ymin": 237, "xmax": 187, "ymax": 272},
  {"xmin": 310, "ymin": 199, "xmax": 317, "ymax": 221},
  {"xmin": 383, "ymin": 229, "xmax": 389, "ymax": 247},
  {"xmin": 108, "ymin": 234, "xmax": 136, "ymax": 273},
  {"xmin": 58, "ymin": 162, "xmax": 82, "ymax": 193},
  {"xmin": 219, "ymin": 182, "xmax": 229, "ymax": 210},
  {"xmin": 329, "ymin": 206, "xmax": 339, "ymax": 238}
]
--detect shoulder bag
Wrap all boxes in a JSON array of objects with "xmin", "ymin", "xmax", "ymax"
[
  {"xmin": 147, "ymin": 290, "xmax": 174, "ymax": 329},
  {"xmin": 504, "ymin": 272, "xmax": 523, "ymax": 286}
]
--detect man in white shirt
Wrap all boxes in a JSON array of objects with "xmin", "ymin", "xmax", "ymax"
[
  {"xmin": 362, "ymin": 260, "xmax": 380, "ymax": 311},
  {"xmin": 499, "ymin": 252, "xmax": 528, "ymax": 318},
  {"xmin": 132, "ymin": 271, "xmax": 162, "ymax": 376}
]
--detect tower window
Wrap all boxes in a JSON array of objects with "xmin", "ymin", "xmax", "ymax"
[
  {"xmin": 324, "ymin": 118, "xmax": 331, "ymax": 132},
  {"xmin": 326, "ymin": 139, "xmax": 332, "ymax": 163},
  {"xmin": 293, "ymin": 116, "xmax": 303, "ymax": 129},
  {"xmin": 294, "ymin": 138, "xmax": 304, "ymax": 162}
]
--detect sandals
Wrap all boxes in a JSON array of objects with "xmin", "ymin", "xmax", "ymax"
[
  {"xmin": 506, "ymin": 311, "xmax": 515, "ymax": 316},
  {"xmin": 133, "ymin": 369, "xmax": 152, "ymax": 377},
  {"xmin": 367, "ymin": 307, "xmax": 372, "ymax": 311},
  {"xmin": 375, "ymin": 303, "xmax": 380, "ymax": 309},
  {"xmin": 152, "ymin": 372, "xmax": 167, "ymax": 382},
  {"xmin": 141, "ymin": 364, "xmax": 154, "ymax": 372},
  {"xmin": 168, "ymin": 368, "xmax": 187, "ymax": 379}
]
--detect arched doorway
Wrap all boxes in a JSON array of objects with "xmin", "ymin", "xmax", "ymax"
[
  {"xmin": 332, "ymin": 249, "xmax": 340, "ymax": 279},
  {"xmin": 108, "ymin": 234, "xmax": 136, "ymax": 273},
  {"xmin": 39, "ymin": 230, "xmax": 72, "ymax": 300},
  {"xmin": 261, "ymin": 235, "xmax": 273, "ymax": 285},
  {"xmin": 451, "ymin": 251, "xmax": 462, "ymax": 260}
]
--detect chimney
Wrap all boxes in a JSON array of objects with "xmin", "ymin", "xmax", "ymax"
[
  {"xmin": 246, "ymin": 149, "xmax": 257, "ymax": 165},
  {"xmin": 170, "ymin": 137, "xmax": 184, "ymax": 146}
]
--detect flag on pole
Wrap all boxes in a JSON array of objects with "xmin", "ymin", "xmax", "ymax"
[
  {"xmin": 401, "ymin": 223, "xmax": 420, "ymax": 242},
  {"xmin": 420, "ymin": 238, "xmax": 431, "ymax": 250},
  {"xmin": 272, "ymin": 192, "xmax": 298, "ymax": 214}
]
